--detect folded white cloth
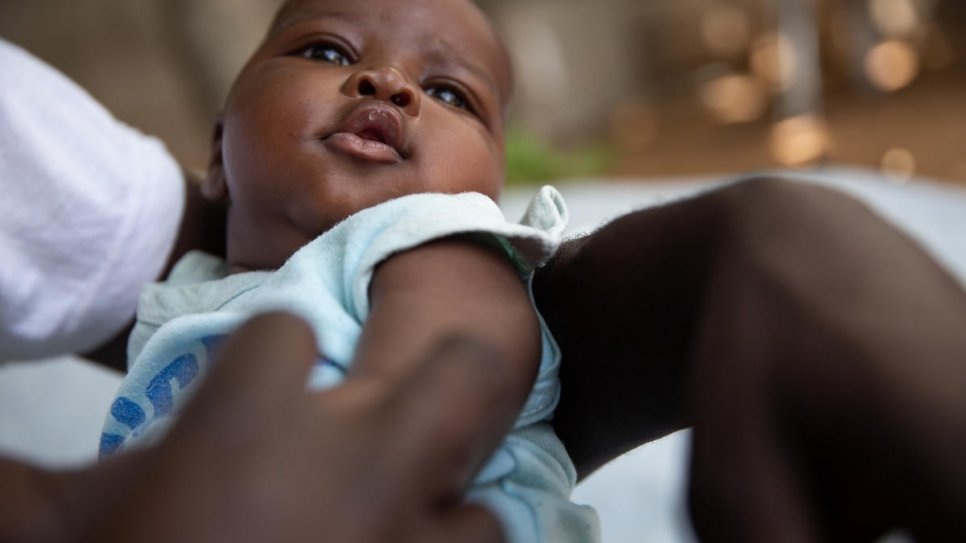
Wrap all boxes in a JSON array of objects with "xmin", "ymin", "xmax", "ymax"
[{"xmin": 0, "ymin": 39, "xmax": 184, "ymax": 359}]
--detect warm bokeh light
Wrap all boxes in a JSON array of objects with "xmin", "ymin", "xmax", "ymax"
[
  {"xmin": 750, "ymin": 33, "xmax": 796, "ymax": 92},
  {"xmin": 869, "ymin": 0, "xmax": 920, "ymax": 38},
  {"xmin": 881, "ymin": 147, "xmax": 917, "ymax": 182},
  {"xmin": 769, "ymin": 114, "xmax": 829, "ymax": 166},
  {"xmin": 609, "ymin": 98, "xmax": 659, "ymax": 153},
  {"xmin": 699, "ymin": 73, "xmax": 768, "ymax": 124},
  {"xmin": 864, "ymin": 39, "xmax": 920, "ymax": 91},
  {"xmin": 701, "ymin": 3, "xmax": 751, "ymax": 59}
]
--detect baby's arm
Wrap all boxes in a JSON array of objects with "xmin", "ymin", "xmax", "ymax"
[{"xmin": 352, "ymin": 235, "xmax": 541, "ymax": 463}]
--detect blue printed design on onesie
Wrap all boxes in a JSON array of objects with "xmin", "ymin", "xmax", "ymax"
[
  {"xmin": 145, "ymin": 353, "xmax": 199, "ymax": 416},
  {"xmin": 100, "ymin": 335, "xmax": 349, "ymax": 456},
  {"xmin": 99, "ymin": 335, "xmax": 226, "ymax": 456}
]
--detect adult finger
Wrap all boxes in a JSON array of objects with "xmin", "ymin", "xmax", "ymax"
[
  {"xmin": 382, "ymin": 334, "xmax": 522, "ymax": 496},
  {"xmin": 419, "ymin": 504, "xmax": 506, "ymax": 543}
]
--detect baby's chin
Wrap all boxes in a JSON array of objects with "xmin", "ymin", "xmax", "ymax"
[{"xmin": 225, "ymin": 234, "xmax": 316, "ymax": 274}]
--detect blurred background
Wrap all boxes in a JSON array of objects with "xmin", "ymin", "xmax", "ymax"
[{"xmin": 2, "ymin": 0, "xmax": 965, "ymax": 185}]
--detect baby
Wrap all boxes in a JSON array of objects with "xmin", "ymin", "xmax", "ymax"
[{"xmin": 100, "ymin": 0, "xmax": 598, "ymax": 542}]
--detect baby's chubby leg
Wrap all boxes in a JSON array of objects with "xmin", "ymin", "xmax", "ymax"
[{"xmin": 534, "ymin": 177, "xmax": 966, "ymax": 539}]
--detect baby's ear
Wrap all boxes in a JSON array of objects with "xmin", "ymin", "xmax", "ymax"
[{"xmin": 202, "ymin": 119, "xmax": 228, "ymax": 201}]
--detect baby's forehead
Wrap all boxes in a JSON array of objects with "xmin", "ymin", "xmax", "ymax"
[{"xmin": 270, "ymin": 0, "xmax": 512, "ymax": 106}]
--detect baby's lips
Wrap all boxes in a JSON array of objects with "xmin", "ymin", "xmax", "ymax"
[
  {"xmin": 324, "ymin": 132, "xmax": 402, "ymax": 163},
  {"xmin": 338, "ymin": 103, "xmax": 407, "ymax": 158}
]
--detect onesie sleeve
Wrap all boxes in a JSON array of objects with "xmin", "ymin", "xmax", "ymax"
[
  {"xmin": 332, "ymin": 186, "xmax": 568, "ymax": 323},
  {"xmin": 0, "ymin": 40, "xmax": 185, "ymax": 359}
]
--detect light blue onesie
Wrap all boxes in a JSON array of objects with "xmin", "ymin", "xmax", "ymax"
[{"xmin": 100, "ymin": 187, "xmax": 600, "ymax": 543}]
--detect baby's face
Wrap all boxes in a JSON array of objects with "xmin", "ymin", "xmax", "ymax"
[{"xmin": 209, "ymin": 0, "xmax": 512, "ymax": 271}]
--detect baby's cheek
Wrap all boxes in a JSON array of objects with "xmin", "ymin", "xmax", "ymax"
[{"xmin": 465, "ymin": 146, "xmax": 505, "ymax": 197}]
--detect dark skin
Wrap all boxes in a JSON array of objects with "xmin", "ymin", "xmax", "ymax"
[
  {"xmin": 535, "ymin": 177, "xmax": 966, "ymax": 540},
  {"xmin": 194, "ymin": 0, "xmax": 544, "ymax": 476},
  {"xmin": 15, "ymin": 0, "xmax": 966, "ymax": 539},
  {"xmin": 4, "ymin": 313, "xmax": 513, "ymax": 543},
  {"xmin": 9, "ymin": 229, "xmax": 531, "ymax": 543},
  {"xmin": 205, "ymin": 0, "xmax": 510, "ymax": 272},
  {"xmin": 80, "ymin": 175, "xmax": 966, "ymax": 541},
  {"xmin": 45, "ymin": 0, "xmax": 540, "ymax": 541},
  {"xmin": 200, "ymin": 3, "xmax": 545, "ymax": 540}
]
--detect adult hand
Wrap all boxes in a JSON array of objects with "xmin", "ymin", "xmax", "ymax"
[{"xmin": 13, "ymin": 312, "xmax": 514, "ymax": 542}]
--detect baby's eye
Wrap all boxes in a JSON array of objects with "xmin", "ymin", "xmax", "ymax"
[
  {"xmin": 299, "ymin": 43, "xmax": 352, "ymax": 66},
  {"xmin": 425, "ymin": 86, "xmax": 470, "ymax": 112}
]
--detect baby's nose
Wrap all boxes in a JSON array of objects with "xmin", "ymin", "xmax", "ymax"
[{"xmin": 344, "ymin": 66, "xmax": 420, "ymax": 115}]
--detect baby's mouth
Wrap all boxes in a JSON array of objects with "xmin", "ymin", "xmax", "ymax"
[
  {"xmin": 355, "ymin": 128, "xmax": 386, "ymax": 143},
  {"xmin": 324, "ymin": 105, "xmax": 407, "ymax": 163}
]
